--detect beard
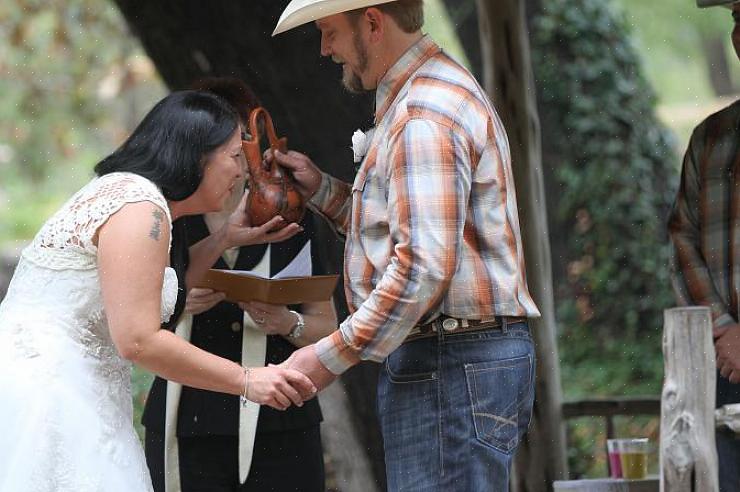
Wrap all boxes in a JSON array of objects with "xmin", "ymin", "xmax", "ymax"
[{"xmin": 340, "ymin": 32, "xmax": 370, "ymax": 93}]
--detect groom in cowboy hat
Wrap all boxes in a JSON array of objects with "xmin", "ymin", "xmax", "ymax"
[
  {"xmin": 669, "ymin": 1, "xmax": 740, "ymax": 491},
  {"xmin": 271, "ymin": 1, "xmax": 540, "ymax": 490}
]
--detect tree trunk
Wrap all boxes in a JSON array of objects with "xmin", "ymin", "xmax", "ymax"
[
  {"xmin": 110, "ymin": 2, "xmax": 384, "ymax": 489},
  {"xmin": 439, "ymin": 0, "xmax": 482, "ymax": 80},
  {"xmin": 522, "ymin": 0, "xmax": 568, "ymax": 288},
  {"xmin": 475, "ymin": 0, "xmax": 567, "ymax": 490},
  {"xmin": 0, "ymin": 247, "xmax": 21, "ymax": 302},
  {"xmin": 701, "ymin": 35, "xmax": 736, "ymax": 97},
  {"xmin": 320, "ymin": 378, "xmax": 381, "ymax": 492},
  {"xmin": 660, "ymin": 307, "xmax": 718, "ymax": 492},
  {"xmin": 438, "ymin": 0, "xmax": 567, "ymax": 285}
]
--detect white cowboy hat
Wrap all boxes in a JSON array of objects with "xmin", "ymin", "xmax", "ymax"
[
  {"xmin": 697, "ymin": 0, "xmax": 738, "ymax": 6},
  {"xmin": 273, "ymin": 0, "xmax": 399, "ymax": 36}
]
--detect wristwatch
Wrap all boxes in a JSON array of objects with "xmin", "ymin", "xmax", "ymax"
[{"xmin": 287, "ymin": 310, "xmax": 305, "ymax": 339}]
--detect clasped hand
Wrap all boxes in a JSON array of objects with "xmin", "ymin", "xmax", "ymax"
[
  {"xmin": 278, "ymin": 344, "xmax": 337, "ymax": 393},
  {"xmin": 714, "ymin": 323, "xmax": 740, "ymax": 383},
  {"xmin": 246, "ymin": 345, "xmax": 336, "ymax": 411},
  {"xmin": 246, "ymin": 365, "xmax": 317, "ymax": 411}
]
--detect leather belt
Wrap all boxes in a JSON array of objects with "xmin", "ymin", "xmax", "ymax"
[{"xmin": 404, "ymin": 315, "xmax": 527, "ymax": 343}]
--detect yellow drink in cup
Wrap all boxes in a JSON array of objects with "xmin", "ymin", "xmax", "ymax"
[
  {"xmin": 620, "ymin": 452, "xmax": 648, "ymax": 479},
  {"xmin": 618, "ymin": 438, "xmax": 649, "ymax": 479}
]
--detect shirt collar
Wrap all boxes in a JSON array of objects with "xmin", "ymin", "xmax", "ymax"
[{"xmin": 374, "ymin": 35, "xmax": 440, "ymax": 123}]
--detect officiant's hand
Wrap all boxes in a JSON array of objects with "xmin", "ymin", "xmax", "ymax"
[
  {"xmin": 185, "ymin": 288, "xmax": 226, "ymax": 315},
  {"xmin": 280, "ymin": 344, "xmax": 336, "ymax": 392},
  {"xmin": 266, "ymin": 149, "xmax": 322, "ymax": 200},
  {"xmin": 222, "ymin": 193, "xmax": 303, "ymax": 249},
  {"xmin": 239, "ymin": 301, "xmax": 295, "ymax": 336}
]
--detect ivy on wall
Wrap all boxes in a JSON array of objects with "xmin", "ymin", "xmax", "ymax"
[
  {"xmin": 532, "ymin": 0, "xmax": 679, "ymax": 397},
  {"xmin": 530, "ymin": 0, "xmax": 681, "ymax": 477}
]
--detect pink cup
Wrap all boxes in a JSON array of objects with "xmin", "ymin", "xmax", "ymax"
[{"xmin": 607, "ymin": 439, "xmax": 623, "ymax": 478}]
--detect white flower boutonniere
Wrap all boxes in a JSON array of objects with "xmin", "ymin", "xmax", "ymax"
[{"xmin": 351, "ymin": 128, "xmax": 374, "ymax": 163}]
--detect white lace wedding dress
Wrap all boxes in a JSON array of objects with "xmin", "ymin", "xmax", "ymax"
[{"xmin": 0, "ymin": 172, "xmax": 178, "ymax": 492}]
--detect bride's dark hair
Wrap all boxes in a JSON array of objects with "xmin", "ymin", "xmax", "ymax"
[{"xmin": 94, "ymin": 90, "xmax": 238, "ymax": 201}]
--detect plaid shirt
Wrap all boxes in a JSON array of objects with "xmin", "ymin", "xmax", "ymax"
[
  {"xmin": 312, "ymin": 36, "xmax": 540, "ymax": 374},
  {"xmin": 668, "ymin": 100, "xmax": 740, "ymax": 328}
]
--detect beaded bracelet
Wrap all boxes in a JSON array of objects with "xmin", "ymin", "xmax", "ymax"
[{"xmin": 239, "ymin": 367, "xmax": 251, "ymax": 408}]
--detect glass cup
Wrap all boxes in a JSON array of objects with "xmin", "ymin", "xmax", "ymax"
[
  {"xmin": 618, "ymin": 438, "xmax": 649, "ymax": 479},
  {"xmin": 606, "ymin": 439, "xmax": 623, "ymax": 478}
]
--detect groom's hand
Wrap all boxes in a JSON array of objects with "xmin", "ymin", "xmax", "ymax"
[
  {"xmin": 280, "ymin": 344, "xmax": 337, "ymax": 393},
  {"xmin": 265, "ymin": 149, "xmax": 322, "ymax": 200}
]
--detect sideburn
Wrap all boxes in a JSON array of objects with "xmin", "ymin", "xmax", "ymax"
[{"xmin": 342, "ymin": 32, "xmax": 370, "ymax": 93}]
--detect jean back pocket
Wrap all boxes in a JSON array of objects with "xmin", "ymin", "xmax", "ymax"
[{"xmin": 464, "ymin": 354, "xmax": 534, "ymax": 454}]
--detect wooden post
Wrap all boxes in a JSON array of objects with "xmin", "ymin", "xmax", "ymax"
[
  {"xmin": 475, "ymin": 0, "xmax": 567, "ymax": 489},
  {"xmin": 660, "ymin": 307, "xmax": 718, "ymax": 492},
  {"xmin": 320, "ymin": 380, "xmax": 380, "ymax": 492}
]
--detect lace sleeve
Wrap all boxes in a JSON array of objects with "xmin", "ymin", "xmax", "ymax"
[{"xmin": 24, "ymin": 172, "xmax": 172, "ymax": 270}]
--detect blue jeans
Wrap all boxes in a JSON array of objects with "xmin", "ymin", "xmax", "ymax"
[
  {"xmin": 717, "ymin": 430, "xmax": 740, "ymax": 492},
  {"xmin": 377, "ymin": 321, "xmax": 535, "ymax": 492}
]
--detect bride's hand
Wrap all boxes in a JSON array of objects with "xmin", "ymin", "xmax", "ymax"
[
  {"xmin": 222, "ymin": 193, "xmax": 302, "ymax": 249},
  {"xmin": 246, "ymin": 366, "xmax": 316, "ymax": 411}
]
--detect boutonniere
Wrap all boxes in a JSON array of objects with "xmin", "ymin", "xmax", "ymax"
[{"xmin": 351, "ymin": 128, "xmax": 375, "ymax": 163}]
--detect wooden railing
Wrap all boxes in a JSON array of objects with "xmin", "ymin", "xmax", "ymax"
[
  {"xmin": 559, "ymin": 306, "xmax": 719, "ymax": 491},
  {"xmin": 562, "ymin": 396, "xmax": 661, "ymax": 479},
  {"xmin": 562, "ymin": 396, "xmax": 661, "ymax": 441}
]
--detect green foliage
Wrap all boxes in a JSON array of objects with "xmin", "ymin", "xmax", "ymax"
[
  {"xmin": 0, "ymin": 0, "xmax": 165, "ymax": 437},
  {"xmin": 132, "ymin": 366, "xmax": 154, "ymax": 441},
  {"xmin": 566, "ymin": 415, "xmax": 660, "ymax": 478},
  {"xmin": 0, "ymin": 0, "xmax": 165, "ymax": 245},
  {"xmin": 531, "ymin": 0, "xmax": 679, "ymax": 477},
  {"xmin": 424, "ymin": 0, "xmax": 469, "ymax": 66},
  {"xmin": 615, "ymin": 0, "xmax": 735, "ymax": 104}
]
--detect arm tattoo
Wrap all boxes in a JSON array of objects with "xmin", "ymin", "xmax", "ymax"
[{"xmin": 149, "ymin": 209, "xmax": 165, "ymax": 241}]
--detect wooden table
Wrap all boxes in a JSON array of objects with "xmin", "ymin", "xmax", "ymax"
[{"xmin": 553, "ymin": 477, "xmax": 659, "ymax": 491}]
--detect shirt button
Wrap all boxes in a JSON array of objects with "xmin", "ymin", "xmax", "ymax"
[{"xmin": 231, "ymin": 322, "xmax": 241, "ymax": 332}]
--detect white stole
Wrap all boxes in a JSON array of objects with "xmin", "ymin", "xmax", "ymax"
[{"xmin": 164, "ymin": 246, "xmax": 271, "ymax": 492}]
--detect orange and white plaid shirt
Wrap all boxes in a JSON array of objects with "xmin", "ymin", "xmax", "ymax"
[{"xmin": 312, "ymin": 36, "xmax": 540, "ymax": 374}]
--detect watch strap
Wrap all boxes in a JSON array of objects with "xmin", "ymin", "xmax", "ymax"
[{"xmin": 287, "ymin": 310, "xmax": 305, "ymax": 339}]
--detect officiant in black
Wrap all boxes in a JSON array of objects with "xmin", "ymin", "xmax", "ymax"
[{"xmin": 141, "ymin": 77, "xmax": 337, "ymax": 492}]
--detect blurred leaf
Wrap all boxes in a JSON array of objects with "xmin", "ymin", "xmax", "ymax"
[{"xmin": 0, "ymin": 0, "xmax": 165, "ymax": 244}]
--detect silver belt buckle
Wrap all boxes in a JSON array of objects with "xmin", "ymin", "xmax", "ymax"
[{"xmin": 442, "ymin": 318, "xmax": 459, "ymax": 332}]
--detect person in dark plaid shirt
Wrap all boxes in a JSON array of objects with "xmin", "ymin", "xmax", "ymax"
[{"xmin": 668, "ymin": 2, "xmax": 740, "ymax": 490}]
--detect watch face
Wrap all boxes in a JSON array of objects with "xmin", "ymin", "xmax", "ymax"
[
  {"xmin": 289, "ymin": 311, "xmax": 305, "ymax": 338},
  {"xmin": 289, "ymin": 324, "xmax": 303, "ymax": 338}
]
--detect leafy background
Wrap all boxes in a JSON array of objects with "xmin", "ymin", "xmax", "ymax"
[{"xmin": 1, "ymin": 0, "xmax": 736, "ymax": 479}]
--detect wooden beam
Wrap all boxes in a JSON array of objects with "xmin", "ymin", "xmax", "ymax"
[
  {"xmin": 554, "ymin": 478, "xmax": 658, "ymax": 492},
  {"xmin": 563, "ymin": 398, "xmax": 661, "ymax": 419},
  {"xmin": 660, "ymin": 307, "xmax": 718, "ymax": 491},
  {"xmin": 475, "ymin": 0, "xmax": 567, "ymax": 489}
]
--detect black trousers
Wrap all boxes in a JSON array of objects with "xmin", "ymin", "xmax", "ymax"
[{"xmin": 145, "ymin": 426, "xmax": 325, "ymax": 492}]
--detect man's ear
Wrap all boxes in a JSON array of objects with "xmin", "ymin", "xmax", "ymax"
[{"xmin": 364, "ymin": 7, "xmax": 385, "ymax": 42}]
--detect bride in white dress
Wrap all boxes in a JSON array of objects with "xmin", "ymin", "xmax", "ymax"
[{"xmin": 0, "ymin": 91, "xmax": 315, "ymax": 492}]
